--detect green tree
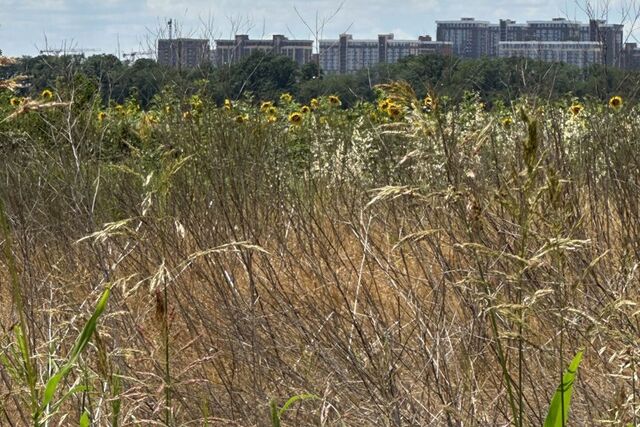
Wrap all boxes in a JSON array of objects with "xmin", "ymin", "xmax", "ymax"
[{"xmin": 229, "ymin": 52, "xmax": 299, "ymax": 101}]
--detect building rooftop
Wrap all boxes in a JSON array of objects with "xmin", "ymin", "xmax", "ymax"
[
  {"xmin": 436, "ymin": 19, "xmax": 491, "ymax": 24},
  {"xmin": 499, "ymin": 41, "xmax": 602, "ymax": 45},
  {"xmin": 159, "ymin": 38, "xmax": 209, "ymax": 42},
  {"xmin": 526, "ymin": 20, "xmax": 581, "ymax": 24}
]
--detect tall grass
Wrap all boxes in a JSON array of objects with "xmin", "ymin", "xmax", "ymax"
[{"xmin": 0, "ymin": 82, "xmax": 639, "ymax": 425}]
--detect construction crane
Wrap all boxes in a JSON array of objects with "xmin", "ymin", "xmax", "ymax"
[{"xmin": 39, "ymin": 48, "xmax": 99, "ymax": 56}]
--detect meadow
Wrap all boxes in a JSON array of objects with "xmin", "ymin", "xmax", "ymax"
[{"xmin": 0, "ymin": 76, "xmax": 639, "ymax": 426}]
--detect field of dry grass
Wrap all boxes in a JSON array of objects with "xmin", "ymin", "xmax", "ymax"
[{"xmin": 0, "ymin": 84, "xmax": 639, "ymax": 425}]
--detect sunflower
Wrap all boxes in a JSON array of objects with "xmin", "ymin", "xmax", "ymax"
[
  {"xmin": 423, "ymin": 96, "xmax": 434, "ymax": 107},
  {"xmin": 301, "ymin": 105, "xmax": 310, "ymax": 114},
  {"xmin": 501, "ymin": 117, "xmax": 513, "ymax": 128},
  {"xmin": 569, "ymin": 103, "xmax": 583, "ymax": 116},
  {"xmin": 378, "ymin": 98, "xmax": 391, "ymax": 112},
  {"xmin": 328, "ymin": 95, "xmax": 341, "ymax": 107},
  {"xmin": 97, "ymin": 111, "xmax": 107, "ymax": 122},
  {"xmin": 387, "ymin": 103, "xmax": 402, "ymax": 119},
  {"xmin": 182, "ymin": 111, "xmax": 192, "ymax": 121},
  {"xmin": 41, "ymin": 89, "xmax": 54, "ymax": 99},
  {"xmin": 235, "ymin": 114, "xmax": 248, "ymax": 124},
  {"xmin": 280, "ymin": 93, "xmax": 293, "ymax": 103},
  {"xmin": 609, "ymin": 96, "xmax": 623, "ymax": 109},
  {"xmin": 288, "ymin": 112, "xmax": 303, "ymax": 125},
  {"xmin": 260, "ymin": 101, "xmax": 273, "ymax": 113},
  {"xmin": 10, "ymin": 97, "xmax": 21, "ymax": 107},
  {"xmin": 266, "ymin": 106, "xmax": 277, "ymax": 115},
  {"xmin": 267, "ymin": 115, "xmax": 278, "ymax": 123},
  {"xmin": 224, "ymin": 99, "xmax": 233, "ymax": 110},
  {"xmin": 310, "ymin": 98, "xmax": 319, "ymax": 109}
]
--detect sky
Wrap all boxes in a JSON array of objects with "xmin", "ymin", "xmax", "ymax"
[{"xmin": 0, "ymin": 0, "xmax": 637, "ymax": 57}]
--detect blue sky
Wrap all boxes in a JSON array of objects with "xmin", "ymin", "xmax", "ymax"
[{"xmin": 0, "ymin": 0, "xmax": 637, "ymax": 57}]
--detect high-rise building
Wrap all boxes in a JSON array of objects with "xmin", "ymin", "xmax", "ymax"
[
  {"xmin": 438, "ymin": 17, "xmax": 625, "ymax": 67},
  {"xmin": 498, "ymin": 41, "xmax": 602, "ymax": 68},
  {"xmin": 622, "ymin": 43, "xmax": 640, "ymax": 69},
  {"xmin": 436, "ymin": 18, "xmax": 493, "ymax": 58},
  {"xmin": 386, "ymin": 35, "xmax": 453, "ymax": 63},
  {"xmin": 581, "ymin": 20, "xmax": 624, "ymax": 66},
  {"xmin": 526, "ymin": 18, "xmax": 582, "ymax": 42},
  {"xmin": 213, "ymin": 35, "xmax": 313, "ymax": 66},
  {"xmin": 319, "ymin": 33, "xmax": 451, "ymax": 74},
  {"xmin": 157, "ymin": 38, "xmax": 210, "ymax": 69}
]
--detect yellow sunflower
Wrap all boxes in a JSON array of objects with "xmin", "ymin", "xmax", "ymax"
[
  {"xmin": 97, "ymin": 111, "xmax": 107, "ymax": 122},
  {"xmin": 569, "ymin": 103, "xmax": 583, "ymax": 116},
  {"xmin": 301, "ymin": 105, "xmax": 310, "ymax": 114},
  {"xmin": 41, "ymin": 89, "xmax": 54, "ymax": 99},
  {"xmin": 267, "ymin": 115, "xmax": 278, "ymax": 123},
  {"xmin": 10, "ymin": 97, "xmax": 21, "ymax": 107},
  {"xmin": 609, "ymin": 96, "xmax": 623, "ymax": 109},
  {"xmin": 224, "ymin": 99, "xmax": 233, "ymax": 110},
  {"xmin": 288, "ymin": 112, "xmax": 303, "ymax": 125},
  {"xmin": 310, "ymin": 98, "xmax": 319, "ymax": 109},
  {"xmin": 280, "ymin": 93, "xmax": 293, "ymax": 103},
  {"xmin": 387, "ymin": 103, "xmax": 402, "ymax": 119},
  {"xmin": 328, "ymin": 95, "xmax": 341, "ymax": 107},
  {"xmin": 378, "ymin": 98, "xmax": 391, "ymax": 112},
  {"xmin": 235, "ymin": 114, "xmax": 248, "ymax": 124},
  {"xmin": 260, "ymin": 101, "xmax": 273, "ymax": 113},
  {"xmin": 501, "ymin": 117, "xmax": 513, "ymax": 128}
]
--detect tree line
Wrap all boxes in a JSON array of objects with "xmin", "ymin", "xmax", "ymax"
[{"xmin": 4, "ymin": 51, "xmax": 640, "ymax": 108}]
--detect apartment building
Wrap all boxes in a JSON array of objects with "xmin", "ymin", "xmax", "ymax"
[
  {"xmin": 213, "ymin": 35, "xmax": 313, "ymax": 66},
  {"xmin": 438, "ymin": 17, "xmax": 624, "ymax": 67},
  {"xmin": 526, "ymin": 18, "xmax": 582, "ymax": 41},
  {"xmin": 157, "ymin": 38, "xmax": 210, "ymax": 69},
  {"xmin": 498, "ymin": 41, "xmax": 602, "ymax": 68},
  {"xmin": 436, "ymin": 18, "xmax": 493, "ymax": 58},
  {"xmin": 319, "ymin": 33, "xmax": 451, "ymax": 74},
  {"xmin": 622, "ymin": 43, "xmax": 640, "ymax": 69},
  {"xmin": 583, "ymin": 21, "xmax": 624, "ymax": 66}
]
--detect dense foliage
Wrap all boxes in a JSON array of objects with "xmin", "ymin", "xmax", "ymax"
[{"xmin": 5, "ymin": 51, "xmax": 640, "ymax": 109}]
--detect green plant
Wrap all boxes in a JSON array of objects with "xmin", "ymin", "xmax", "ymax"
[
  {"xmin": 269, "ymin": 394, "xmax": 319, "ymax": 427},
  {"xmin": 544, "ymin": 351, "xmax": 584, "ymax": 427},
  {"xmin": 35, "ymin": 287, "xmax": 111, "ymax": 425}
]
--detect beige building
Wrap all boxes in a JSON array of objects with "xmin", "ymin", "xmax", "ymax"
[
  {"xmin": 319, "ymin": 34, "xmax": 452, "ymax": 74},
  {"xmin": 498, "ymin": 41, "xmax": 602, "ymax": 68},
  {"xmin": 213, "ymin": 35, "xmax": 313, "ymax": 66}
]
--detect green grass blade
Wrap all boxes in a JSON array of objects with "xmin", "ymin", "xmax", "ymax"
[
  {"xmin": 67, "ymin": 288, "xmax": 111, "ymax": 368},
  {"xmin": 544, "ymin": 350, "xmax": 584, "ymax": 427},
  {"xmin": 111, "ymin": 373, "xmax": 122, "ymax": 427},
  {"xmin": 278, "ymin": 393, "xmax": 319, "ymax": 418},
  {"xmin": 42, "ymin": 372, "xmax": 64, "ymax": 410},
  {"xmin": 38, "ymin": 288, "xmax": 111, "ymax": 414},
  {"xmin": 79, "ymin": 410, "xmax": 90, "ymax": 427},
  {"xmin": 270, "ymin": 399, "xmax": 280, "ymax": 427}
]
